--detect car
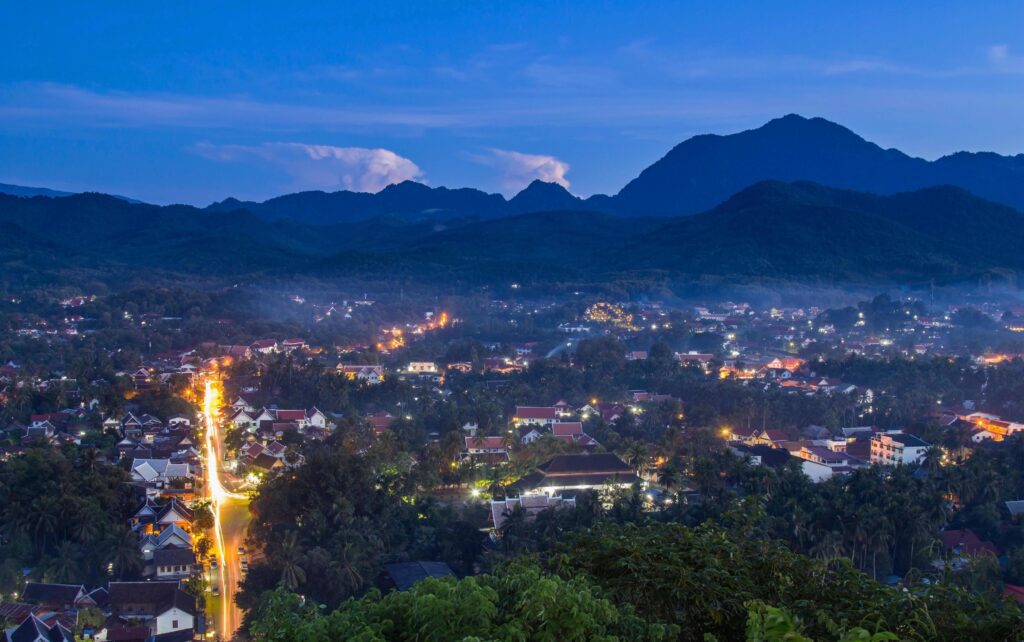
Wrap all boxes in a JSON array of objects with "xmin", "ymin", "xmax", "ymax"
[
  {"xmin": 237, "ymin": 546, "xmax": 246, "ymax": 555},
  {"xmin": 209, "ymin": 557, "xmax": 218, "ymax": 569},
  {"xmin": 211, "ymin": 585, "xmax": 220, "ymax": 597}
]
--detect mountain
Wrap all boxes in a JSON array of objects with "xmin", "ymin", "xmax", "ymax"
[
  {"xmin": 207, "ymin": 181, "xmax": 508, "ymax": 224},
  {"xmin": 0, "ymin": 183, "xmax": 144, "ymax": 203},
  {"xmin": 0, "ymin": 183, "xmax": 74, "ymax": 198},
  {"xmin": 328, "ymin": 181, "xmax": 1024, "ymax": 284},
  {"xmin": 608, "ymin": 114, "xmax": 1024, "ymax": 216},
  {"xmin": 4, "ymin": 179, "xmax": 1024, "ymax": 288},
  {"xmin": 507, "ymin": 180, "xmax": 585, "ymax": 214},
  {"xmin": 205, "ymin": 115, "xmax": 1024, "ymax": 223},
  {"xmin": 620, "ymin": 181, "xmax": 1024, "ymax": 281}
]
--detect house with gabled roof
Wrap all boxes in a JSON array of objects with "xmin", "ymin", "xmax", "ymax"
[
  {"xmin": 19, "ymin": 583, "xmax": 86, "ymax": 611},
  {"xmin": 2, "ymin": 612, "xmax": 73, "ymax": 642},
  {"xmin": 513, "ymin": 406, "xmax": 558, "ymax": 426},
  {"xmin": 107, "ymin": 581, "xmax": 196, "ymax": 640},
  {"xmin": 510, "ymin": 453, "xmax": 638, "ymax": 495}
]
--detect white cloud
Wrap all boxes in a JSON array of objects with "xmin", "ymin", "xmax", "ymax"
[
  {"xmin": 475, "ymin": 148, "xmax": 571, "ymax": 195},
  {"xmin": 195, "ymin": 142, "xmax": 423, "ymax": 193},
  {"xmin": 987, "ymin": 44, "xmax": 1024, "ymax": 73}
]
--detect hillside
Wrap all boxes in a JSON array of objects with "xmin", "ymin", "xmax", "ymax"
[
  {"xmin": 2, "ymin": 181, "xmax": 1024, "ymax": 288},
  {"xmin": 609, "ymin": 115, "xmax": 1024, "ymax": 216}
]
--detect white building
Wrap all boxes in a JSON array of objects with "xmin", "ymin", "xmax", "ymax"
[{"xmin": 870, "ymin": 432, "xmax": 929, "ymax": 466}]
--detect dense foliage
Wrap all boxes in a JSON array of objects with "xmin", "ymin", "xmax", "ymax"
[
  {"xmin": 0, "ymin": 447, "xmax": 140, "ymax": 591},
  {"xmin": 247, "ymin": 561, "xmax": 677, "ymax": 642}
]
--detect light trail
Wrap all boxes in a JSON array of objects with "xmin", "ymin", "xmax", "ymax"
[{"xmin": 203, "ymin": 378, "xmax": 244, "ymax": 639}]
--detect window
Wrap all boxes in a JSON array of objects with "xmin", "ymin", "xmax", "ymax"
[{"xmin": 172, "ymin": 620, "xmax": 178, "ymax": 628}]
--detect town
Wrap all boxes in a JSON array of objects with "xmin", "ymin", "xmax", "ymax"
[{"xmin": 2, "ymin": 284, "xmax": 1024, "ymax": 640}]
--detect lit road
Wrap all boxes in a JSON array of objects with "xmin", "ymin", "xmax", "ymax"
[{"xmin": 203, "ymin": 379, "xmax": 251, "ymax": 640}]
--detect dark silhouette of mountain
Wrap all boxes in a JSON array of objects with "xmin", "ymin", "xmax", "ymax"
[
  {"xmin": 203, "ymin": 115, "xmax": 1024, "ymax": 222},
  {"xmin": 0, "ymin": 183, "xmax": 144, "ymax": 203},
  {"xmin": 618, "ymin": 181, "xmax": 1024, "ymax": 280},
  {"xmin": 0, "ymin": 183, "xmax": 74, "ymax": 198},
  {"xmin": 507, "ymin": 180, "xmax": 585, "ymax": 214},
  {"xmin": 4, "ymin": 180, "xmax": 1024, "ymax": 287},
  {"xmin": 608, "ymin": 114, "xmax": 1024, "ymax": 216},
  {"xmin": 207, "ymin": 181, "xmax": 508, "ymax": 224}
]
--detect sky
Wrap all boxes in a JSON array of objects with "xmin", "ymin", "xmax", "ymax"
[{"xmin": 2, "ymin": 1, "xmax": 1024, "ymax": 205}]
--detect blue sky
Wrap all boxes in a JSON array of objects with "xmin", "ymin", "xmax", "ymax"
[{"xmin": 2, "ymin": 1, "xmax": 1024, "ymax": 205}]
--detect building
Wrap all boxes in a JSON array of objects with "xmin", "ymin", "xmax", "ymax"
[
  {"xmin": 870, "ymin": 432, "xmax": 929, "ymax": 466},
  {"xmin": 513, "ymin": 406, "xmax": 558, "ymax": 427},
  {"xmin": 464, "ymin": 436, "xmax": 509, "ymax": 464},
  {"xmin": 338, "ymin": 364, "xmax": 384, "ymax": 384},
  {"xmin": 107, "ymin": 581, "xmax": 196, "ymax": 640},
  {"xmin": 509, "ymin": 453, "xmax": 638, "ymax": 495},
  {"xmin": 490, "ymin": 494, "xmax": 575, "ymax": 532}
]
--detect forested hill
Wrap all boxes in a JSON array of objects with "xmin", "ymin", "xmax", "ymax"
[
  {"xmin": 2, "ymin": 181, "xmax": 1024, "ymax": 289},
  {"xmin": 200, "ymin": 114, "xmax": 1024, "ymax": 222}
]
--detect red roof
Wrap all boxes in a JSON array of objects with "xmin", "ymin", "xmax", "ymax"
[
  {"xmin": 552, "ymin": 422, "xmax": 583, "ymax": 437},
  {"xmin": 1004, "ymin": 584, "xmax": 1024, "ymax": 604},
  {"xmin": 515, "ymin": 406, "xmax": 557, "ymax": 420},
  {"xmin": 465, "ymin": 436, "xmax": 506, "ymax": 450},
  {"xmin": 276, "ymin": 409, "xmax": 306, "ymax": 421},
  {"xmin": 367, "ymin": 413, "xmax": 395, "ymax": 434},
  {"xmin": 939, "ymin": 529, "xmax": 998, "ymax": 557}
]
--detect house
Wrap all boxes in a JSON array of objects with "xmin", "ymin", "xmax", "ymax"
[
  {"xmin": 406, "ymin": 362, "xmax": 438, "ymax": 374},
  {"xmin": 550, "ymin": 422, "xmax": 599, "ymax": 448},
  {"xmin": 727, "ymin": 443, "xmax": 792, "ymax": 469},
  {"xmin": 152, "ymin": 548, "xmax": 196, "ymax": 580},
  {"xmin": 513, "ymin": 406, "xmax": 558, "ymax": 427},
  {"xmin": 509, "ymin": 453, "xmax": 638, "ymax": 495},
  {"xmin": 19, "ymin": 583, "xmax": 86, "ymax": 611},
  {"xmin": 490, "ymin": 494, "xmax": 576, "ymax": 532},
  {"xmin": 338, "ymin": 365, "xmax": 384, "ymax": 384},
  {"xmin": 2, "ymin": 613, "xmax": 73, "ymax": 642},
  {"xmin": 250, "ymin": 339, "xmax": 278, "ymax": 354},
  {"xmin": 108, "ymin": 581, "xmax": 195, "ymax": 639},
  {"xmin": 140, "ymin": 525, "xmax": 192, "ymax": 561},
  {"xmin": 280, "ymin": 338, "xmax": 307, "ymax": 352},
  {"xmin": 366, "ymin": 412, "xmax": 395, "ymax": 436},
  {"xmin": 130, "ymin": 459, "xmax": 191, "ymax": 485},
  {"xmin": 793, "ymin": 445, "xmax": 853, "ymax": 482},
  {"xmin": 464, "ymin": 436, "xmax": 509, "ymax": 464},
  {"xmin": 937, "ymin": 529, "xmax": 998, "ymax": 570},
  {"xmin": 870, "ymin": 432, "xmax": 929, "ymax": 466}
]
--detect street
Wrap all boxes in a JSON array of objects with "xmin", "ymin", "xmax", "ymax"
[{"xmin": 203, "ymin": 378, "xmax": 252, "ymax": 641}]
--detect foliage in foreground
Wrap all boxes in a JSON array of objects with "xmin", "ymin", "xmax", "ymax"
[
  {"xmin": 554, "ymin": 521, "xmax": 1024, "ymax": 642},
  {"xmin": 247, "ymin": 561, "xmax": 677, "ymax": 642}
]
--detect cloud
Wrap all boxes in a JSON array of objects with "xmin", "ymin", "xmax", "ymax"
[
  {"xmin": 988, "ymin": 44, "xmax": 1024, "ymax": 73},
  {"xmin": 0, "ymin": 82, "xmax": 460, "ymax": 130},
  {"xmin": 195, "ymin": 142, "xmax": 423, "ymax": 193},
  {"xmin": 474, "ymin": 148, "xmax": 571, "ymax": 195},
  {"xmin": 822, "ymin": 59, "xmax": 913, "ymax": 75}
]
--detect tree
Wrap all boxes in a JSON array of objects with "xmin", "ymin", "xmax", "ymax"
[
  {"xmin": 247, "ymin": 561, "xmax": 678, "ymax": 642},
  {"xmin": 277, "ymin": 531, "xmax": 307, "ymax": 591}
]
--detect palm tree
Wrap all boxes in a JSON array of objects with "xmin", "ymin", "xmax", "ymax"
[
  {"xmin": 331, "ymin": 541, "xmax": 364, "ymax": 597},
  {"xmin": 49, "ymin": 541, "xmax": 81, "ymax": 582},
  {"xmin": 621, "ymin": 439, "xmax": 648, "ymax": 474},
  {"xmin": 278, "ymin": 531, "xmax": 307, "ymax": 591},
  {"xmin": 109, "ymin": 528, "xmax": 142, "ymax": 578},
  {"xmin": 499, "ymin": 504, "xmax": 529, "ymax": 554},
  {"xmin": 23, "ymin": 499, "xmax": 60, "ymax": 552},
  {"xmin": 73, "ymin": 517, "xmax": 100, "ymax": 545}
]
